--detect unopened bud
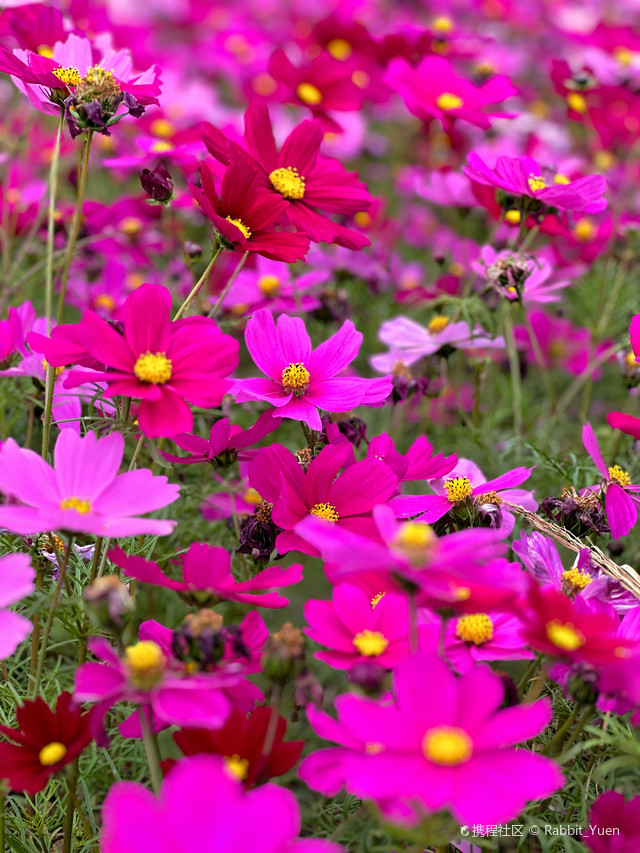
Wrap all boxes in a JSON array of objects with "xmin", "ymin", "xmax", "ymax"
[{"xmin": 140, "ymin": 164, "xmax": 174, "ymax": 203}]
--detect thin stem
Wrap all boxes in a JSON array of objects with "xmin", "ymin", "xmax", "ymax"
[
  {"xmin": 56, "ymin": 131, "xmax": 94, "ymax": 325},
  {"xmin": 173, "ymin": 246, "xmax": 222, "ymax": 320},
  {"xmin": 45, "ymin": 111, "xmax": 65, "ymax": 333},
  {"xmin": 517, "ymin": 655, "xmax": 542, "ymax": 696},
  {"xmin": 523, "ymin": 311, "xmax": 556, "ymax": 410},
  {"xmin": 30, "ymin": 540, "xmax": 72, "ymax": 699},
  {"xmin": 502, "ymin": 300, "xmax": 523, "ymax": 439},
  {"xmin": 128, "ymin": 434, "xmax": 145, "ymax": 472},
  {"xmin": 0, "ymin": 788, "xmax": 5, "ymax": 853},
  {"xmin": 28, "ymin": 565, "xmax": 45, "ymax": 695},
  {"xmin": 138, "ymin": 708, "xmax": 162, "ymax": 795},
  {"xmin": 524, "ymin": 666, "xmax": 547, "ymax": 703},
  {"xmin": 208, "ymin": 250, "xmax": 249, "ymax": 319},
  {"xmin": 542, "ymin": 703, "xmax": 583, "ymax": 756},
  {"xmin": 41, "ymin": 365, "xmax": 55, "ymax": 459},
  {"xmin": 62, "ymin": 763, "xmax": 79, "ymax": 853},
  {"xmin": 260, "ymin": 684, "xmax": 282, "ymax": 772}
]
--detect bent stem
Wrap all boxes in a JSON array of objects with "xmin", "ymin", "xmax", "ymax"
[
  {"xmin": 208, "ymin": 250, "xmax": 249, "ymax": 319},
  {"xmin": 56, "ymin": 130, "xmax": 94, "ymax": 325},
  {"xmin": 173, "ymin": 245, "xmax": 223, "ymax": 320},
  {"xmin": 138, "ymin": 708, "xmax": 162, "ymax": 795}
]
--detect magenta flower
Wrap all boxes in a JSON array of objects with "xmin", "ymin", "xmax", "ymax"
[
  {"xmin": 61, "ymin": 283, "xmax": 238, "ymax": 438},
  {"xmin": 0, "ymin": 553, "xmax": 35, "ymax": 659},
  {"xmin": 385, "ymin": 56, "xmax": 518, "ymax": 129},
  {"xmin": 301, "ymin": 653, "xmax": 564, "ymax": 826},
  {"xmin": 364, "ymin": 433, "xmax": 457, "ymax": 483},
  {"xmin": 305, "ymin": 584, "xmax": 437, "ymax": 670},
  {"xmin": 583, "ymin": 791, "xmax": 640, "ymax": 853},
  {"xmin": 445, "ymin": 610, "xmax": 533, "ymax": 674},
  {"xmin": 161, "ymin": 413, "xmax": 279, "ymax": 466},
  {"xmin": 582, "ymin": 422, "xmax": 640, "ymax": 538},
  {"xmin": 249, "ymin": 443, "xmax": 398, "ymax": 556},
  {"xmin": 232, "ymin": 308, "xmax": 392, "ymax": 430},
  {"xmin": 0, "ymin": 430, "xmax": 178, "ymax": 537},
  {"xmin": 111, "ymin": 543, "xmax": 303, "ymax": 609},
  {"xmin": 463, "ymin": 153, "xmax": 607, "ymax": 214},
  {"xmin": 101, "ymin": 754, "xmax": 344, "ymax": 853}
]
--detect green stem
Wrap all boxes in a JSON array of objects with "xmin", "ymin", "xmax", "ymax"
[
  {"xmin": 542, "ymin": 703, "xmax": 583, "ymax": 756},
  {"xmin": 173, "ymin": 246, "xmax": 222, "ymax": 320},
  {"xmin": 45, "ymin": 111, "xmax": 65, "ymax": 333},
  {"xmin": 517, "ymin": 655, "xmax": 542, "ymax": 696},
  {"xmin": 29, "ymin": 540, "xmax": 72, "ymax": 699},
  {"xmin": 559, "ymin": 704, "xmax": 596, "ymax": 755},
  {"xmin": 138, "ymin": 708, "xmax": 162, "ymax": 795},
  {"xmin": 502, "ymin": 300, "xmax": 523, "ymax": 439},
  {"xmin": 62, "ymin": 764, "xmax": 77, "ymax": 853},
  {"xmin": 57, "ymin": 130, "xmax": 94, "ymax": 325},
  {"xmin": 41, "ymin": 365, "xmax": 55, "ymax": 460},
  {"xmin": 524, "ymin": 666, "xmax": 547, "ymax": 703},
  {"xmin": 208, "ymin": 250, "xmax": 249, "ymax": 319},
  {"xmin": 259, "ymin": 684, "xmax": 282, "ymax": 777},
  {"xmin": 28, "ymin": 565, "xmax": 45, "ymax": 695}
]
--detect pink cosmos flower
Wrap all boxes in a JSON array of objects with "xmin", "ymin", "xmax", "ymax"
[
  {"xmin": 232, "ymin": 308, "xmax": 392, "ymax": 430},
  {"xmin": 160, "ymin": 413, "xmax": 280, "ymax": 466},
  {"xmin": 0, "ymin": 430, "xmax": 178, "ymax": 537},
  {"xmin": 583, "ymin": 791, "xmax": 640, "ymax": 853},
  {"xmin": 60, "ymin": 283, "xmax": 238, "ymax": 438},
  {"xmin": 300, "ymin": 653, "xmax": 564, "ymax": 826},
  {"xmin": 218, "ymin": 255, "xmax": 327, "ymax": 315},
  {"xmin": 582, "ymin": 422, "xmax": 640, "ymax": 539},
  {"xmin": 203, "ymin": 103, "xmax": 373, "ymax": 250},
  {"xmin": 101, "ymin": 754, "xmax": 343, "ymax": 853},
  {"xmin": 304, "ymin": 584, "xmax": 437, "ymax": 670},
  {"xmin": 463, "ymin": 153, "xmax": 607, "ymax": 214},
  {"xmin": 514, "ymin": 310, "xmax": 606, "ymax": 375},
  {"xmin": 472, "ymin": 247, "xmax": 576, "ymax": 306},
  {"xmin": 364, "ymin": 433, "xmax": 457, "ymax": 483},
  {"xmin": 250, "ymin": 443, "xmax": 398, "ymax": 556},
  {"xmin": 111, "ymin": 543, "xmax": 303, "ymax": 609},
  {"xmin": 444, "ymin": 610, "xmax": 533, "ymax": 674},
  {"xmin": 0, "ymin": 553, "xmax": 35, "ymax": 659},
  {"xmin": 385, "ymin": 56, "xmax": 518, "ymax": 129},
  {"xmin": 607, "ymin": 412, "xmax": 640, "ymax": 441}
]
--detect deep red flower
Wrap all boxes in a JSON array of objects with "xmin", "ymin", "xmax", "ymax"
[
  {"xmin": 171, "ymin": 706, "xmax": 304, "ymax": 788},
  {"xmin": 0, "ymin": 692, "xmax": 98, "ymax": 794},
  {"xmin": 189, "ymin": 161, "xmax": 310, "ymax": 263},
  {"xmin": 203, "ymin": 103, "xmax": 373, "ymax": 250}
]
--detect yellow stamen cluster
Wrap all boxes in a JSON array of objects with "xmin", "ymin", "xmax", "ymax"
[
  {"xmin": 428, "ymin": 315, "xmax": 451, "ymax": 334},
  {"xmin": 505, "ymin": 210, "xmax": 521, "ymax": 224},
  {"xmin": 353, "ymin": 629, "xmax": 389, "ymax": 657},
  {"xmin": 309, "ymin": 502, "xmax": 340, "ymax": 523},
  {"xmin": 546, "ymin": 620, "xmax": 586, "ymax": 652},
  {"xmin": 475, "ymin": 490, "xmax": 502, "ymax": 507},
  {"xmin": 224, "ymin": 754, "xmax": 250, "ymax": 780},
  {"xmin": 327, "ymin": 38, "xmax": 353, "ymax": 60},
  {"xmin": 242, "ymin": 488, "xmax": 263, "ymax": 506},
  {"xmin": 567, "ymin": 92, "xmax": 587, "ymax": 113},
  {"xmin": 41, "ymin": 359, "xmax": 65, "ymax": 378},
  {"xmin": 393, "ymin": 522, "xmax": 436, "ymax": 566},
  {"xmin": 53, "ymin": 66, "xmax": 82, "ymax": 86},
  {"xmin": 455, "ymin": 613, "xmax": 494, "ymax": 645},
  {"xmin": 120, "ymin": 217, "xmax": 143, "ymax": 236},
  {"xmin": 528, "ymin": 175, "xmax": 547, "ymax": 192},
  {"xmin": 94, "ymin": 293, "xmax": 116, "ymax": 311},
  {"xmin": 444, "ymin": 476, "xmax": 473, "ymax": 503},
  {"xmin": 608, "ymin": 465, "xmax": 631, "ymax": 486},
  {"xmin": 561, "ymin": 567, "xmax": 594, "ymax": 596},
  {"xmin": 436, "ymin": 92, "xmax": 463, "ymax": 111},
  {"xmin": 39, "ymin": 742, "xmax": 68, "ymax": 766},
  {"xmin": 75, "ymin": 66, "xmax": 121, "ymax": 105},
  {"xmin": 125, "ymin": 640, "xmax": 166, "ymax": 687},
  {"xmin": 281, "ymin": 362, "xmax": 310, "ymax": 395},
  {"xmin": 297, "ymin": 82, "xmax": 323, "ymax": 105},
  {"xmin": 554, "ymin": 174, "xmax": 571, "ymax": 185},
  {"xmin": 133, "ymin": 351, "xmax": 173, "ymax": 385},
  {"xmin": 371, "ymin": 592, "xmax": 386, "ymax": 609},
  {"xmin": 269, "ymin": 166, "xmax": 306, "ymax": 199},
  {"xmin": 225, "ymin": 216, "xmax": 252, "ymax": 239},
  {"xmin": 422, "ymin": 726, "xmax": 472, "ymax": 765},
  {"xmin": 258, "ymin": 274, "xmax": 281, "ymax": 296},
  {"xmin": 60, "ymin": 497, "xmax": 92, "ymax": 514}
]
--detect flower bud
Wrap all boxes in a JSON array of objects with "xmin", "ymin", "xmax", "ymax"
[
  {"xmin": 140, "ymin": 164, "xmax": 174, "ymax": 203},
  {"xmin": 261, "ymin": 623, "xmax": 305, "ymax": 684},
  {"xmin": 83, "ymin": 575, "xmax": 133, "ymax": 629}
]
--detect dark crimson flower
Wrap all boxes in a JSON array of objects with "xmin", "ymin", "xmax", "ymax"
[
  {"xmin": 203, "ymin": 103, "xmax": 373, "ymax": 250},
  {"xmin": 171, "ymin": 706, "xmax": 304, "ymax": 788},
  {"xmin": 189, "ymin": 161, "xmax": 310, "ymax": 263},
  {"xmin": 140, "ymin": 163, "xmax": 174, "ymax": 203},
  {"xmin": 0, "ymin": 693, "xmax": 98, "ymax": 794}
]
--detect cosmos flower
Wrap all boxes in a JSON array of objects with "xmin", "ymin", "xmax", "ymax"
[
  {"xmin": 111, "ymin": 542, "xmax": 303, "ymax": 609},
  {"xmin": 0, "ymin": 553, "xmax": 35, "ymax": 659},
  {"xmin": 203, "ymin": 103, "xmax": 373, "ymax": 250},
  {"xmin": 232, "ymin": 308, "xmax": 392, "ymax": 430},
  {"xmin": 582, "ymin": 422, "xmax": 640, "ymax": 539},
  {"xmin": 444, "ymin": 610, "xmax": 533, "ymax": 674},
  {"xmin": 582, "ymin": 791, "xmax": 640, "ymax": 853},
  {"xmin": 0, "ymin": 430, "xmax": 178, "ymax": 537},
  {"xmin": 0, "ymin": 693, "xmax": 98, "ymax": 794},
  {"xmin": 189, "ymin": 161, "xmax": 310, "ymax": 263},
  {"xmin": 101, "ymin": 754, "xmax": 344, "ymax": 853},
  {"xmin": 300, "ymin": 653, "xmax": 564, "ymax": 826},
  {"xmin": 160, "ymin": 413, "xmax": 280, "ymax": 466}
]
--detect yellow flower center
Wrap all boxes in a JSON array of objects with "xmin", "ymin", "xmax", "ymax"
[
  {"xmin": 258, "ymin": 274, "xmax": 281, "ymax": 296},
  {"xmin": 455, "ymin": 613, "xmax": 494, "ymax": 645},
  {"xmin": 351, "ymin": 70, "xmax": 369, "ymax": 88},
  {"xmin": 613, "ymin": 47, "xmax": 634, "ymax": 66},
  {"xmin": 371, "ymin": 592, "xmax": 386, "ymax": 609},
  {"xmin": 120, "ymin": 217, "xmax": 143, "ymax": 236},
  {"xmin": 505, "ymin": 210, "xmax": 521, "ymax": 224},
  {"xmin": 125, "ymin": 641, "xmax": 166, "ymax": 687},
  {"xmin": 528, "ymin": 175, "xmax": 547, "ymax": 192},
  {"xmin": 281, "ymin": 362, "xmax": 310, "ymax": 395},
  {"xmin": 225, "ymin": 217, "xmax": 252, "ymax": 239},
  {"xmin": 269, "ymin": 166, "xmax": 306, "ymax": 200},
  {"xmin": 567, "ymin": 92, "xmax": 587, "ymax": 114},
  {"xmin": 39, "ymin": 742, "xmax": 68, "ymax": 766},
  {"xmin": 594, "ymin": 150, "xmax": 615, "ymax": 170},
  {"xmin": 561, "ymin": 567, "xmax": 594, "ymax": 595},
  {"xmin": 53, "ymin": 66, "xmax": 82, "ymax": 86},
  {"xmin": 572, "ymin": 217, "xmax": 595, "ymax": 241},
  {"xmin": 353, "ymin": 629, "xmax": 389, "ymax": 657},
  {"xmin": 546, "ymin": 620, "xmax": 586, "ymax": 652},
  {"xmin": 354, "ymin": 211, "xmax": 371, "ymax": 228},
  {"xmin": 608, "ymin": 465, "xmax": 631, "ymax": 486},
  {"xmin": 327, "ymin": 38, "xmax": 353, "ymax": 60},
  {"xmin": 242, "ymin": 488, "xmax": 263, "ymax": 506},
  {"xmin": 436, "ymin": 92, "xmax": 463, "ymax": 111},
  {"xmin": 94, "ymin": 293, "xmax": 116, "ymax": 311},
  {"xmin": 432, "ymin": 15, "xmax": 454, "ymax": 32},
  {"xmin": 428, "ymin": 315, "xmax": 451, "ymax": 334},
  {"xmin": 444, "ymin": 476, "xmax": 473, "ymax": 503},
  {"xmin": 309, "ymin": 502, "xmax": 340, "ymax": 523},
  {"xmin": 133, "ymin": 351, "xmax": 173, "ymax": 385},
  {"xmin": 150, "ymin": 118, "xmax": 175, "ymax": 138},
  {"xmin": 624, "ymin": 351, "xmax": 639, "ymax": 369},
  {"xmin": 151, "ymin": 140, "xmax": 173, "ymax": 154},
  {"xmin": 554, "ymin": 174, "xmax": 571, "ymax": 185},
  {"xmin": 422, "ymin": 726, "xmax": 472, "ymax": 765},
  {"xmin": 41, "ymin": 359, "xmax": 65, "ymax": 378},
  {"xmin": 297, "ymin": 82, "xmax": 323, "ymax": 105},
  {"xmin": 224, "ymin": 754, "xmax": 250, "ymax": 780},
  {"xmin": 395, "ymin": 522, "xmax": 436, "ymax": 550},
  {"xmin": 365, "ymin": 741, "xmax": 385, "ymax": 754},
  {"xmin": 59, "ymin": 497, "xmax": 92, "ymax": 514}
]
